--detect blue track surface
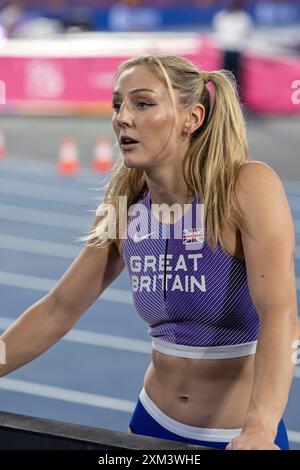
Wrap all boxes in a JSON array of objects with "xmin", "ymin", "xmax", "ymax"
[{"xmin": 0, "ymin": 157, "xmax": 299, "ymax": 448}]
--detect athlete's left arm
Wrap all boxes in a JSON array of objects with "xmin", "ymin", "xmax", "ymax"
[{"xmin": 227, "ymin": 161, "xmax": 299, "ymax": 450}]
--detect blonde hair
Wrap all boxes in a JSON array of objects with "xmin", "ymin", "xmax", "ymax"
[{"xmin": 79, "ymin": 54, "xmax": 248, "ymax": 252}]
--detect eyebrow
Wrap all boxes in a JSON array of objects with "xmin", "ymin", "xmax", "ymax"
[{"xmin": 112, "ymin": 88, "xmax": 158, "ymax": 97}]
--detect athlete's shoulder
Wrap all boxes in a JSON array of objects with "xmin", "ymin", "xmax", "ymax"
[
  {"xmin": 235, "ymin": 160, "xmax": 284, "ymax": 194},
  {"xmin": 233, "ymin": 160, "xmax": 287, "ymax": 234}
]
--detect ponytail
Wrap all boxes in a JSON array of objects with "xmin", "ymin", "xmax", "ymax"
[{"xmin": 183, "ymin": 69, "xmax": 248, "ymax": 251}]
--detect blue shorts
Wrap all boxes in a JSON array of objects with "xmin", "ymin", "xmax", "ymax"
[{"xmin": 129, "ymin": 388, "xmax": 289, "ymax": 450}]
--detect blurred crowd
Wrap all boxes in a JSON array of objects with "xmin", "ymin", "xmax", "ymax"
[
  {"xmin": 0, "ymin": 0, "xmax": 299, "ymax": 38},
  {"xmin": 0, "ymin": 0, "xmax": 300, "ymax": 7}
]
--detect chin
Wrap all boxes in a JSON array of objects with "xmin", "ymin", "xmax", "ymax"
[{"xmin": 123, "ymin": 153, "xmax": 148, "ymax": 169}]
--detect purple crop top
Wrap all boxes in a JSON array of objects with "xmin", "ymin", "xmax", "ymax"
[{"xmin": 121, "ymin": 190, "xmax": 260, "ymax": 359}]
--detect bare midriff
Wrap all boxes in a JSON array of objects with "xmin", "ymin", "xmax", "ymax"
[{"xmin": 143, "ymin": 350, "xmax": 255, "ymax": 429}]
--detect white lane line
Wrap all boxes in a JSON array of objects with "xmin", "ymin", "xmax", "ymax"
[
  {"xmin": 2, "ymin": 158, "xmax": 299, "ymax": 190},
  {"xmin": 0, "ymin": 316, "xmax": 151, "ymax": 354},
  {"xmin": 1, "ymin": 158, "xmax": 300, "ymax": 199},
  {"xmin": 0, "ymin": 378, "xmax": 135, "ymax": 413},
  {"xmin": 0, "ymin": 376, "xmax": 298, "ymax": 440},
  {"xmin": 1, "ymin": 160, "xmax": 300, "ymax": 203},
  {"xmin": 0, "ymin": 177, "xmax": 104, "ymax": 206},
  {"xmin": 0, "ymin": 271, "xmax": 58, "ymax": 291},
  {"xmin": 287, "ymin": 430, "xmax": 300, "ymax": 444},
  {"xmin": 0, "ymin": 265, "xmax": 298, "ymax": 302},
  {"xmin": 0, "ymin": 162, "xmax": 104, "ymax": 186},
  {"xmin": 0, "ymin": 234, "xmax": 81, "ymax": 259},
  {"xmin": 1, "ymin": 233, "xmax": 300, "ymax": 262},
  {"xmin": 1, "ymin": 314, "xmax": 299, "ymax": 368},
  {"xmin": 0, "ymin": 203, "xmax": 300, "ymax": 235},
  {"xmin": 1, "ymin": 175, "xmax": 300, "ymax": 211},
  {"xmin": 0, "ymin": 202, "xmax": 299, "ymax": 238},
  {"xmin": 0, "ymin": 203, "xmax": 90, "ymax": 230},
  {"xmin": 0, "ymin": 208, "xmax": 299, "ymax": 246},
  {"xmin": 66, "ymin": 329, "xmax": 150, "ymax": 353},
  {"xmin": 0, "ymin": 271, "xmax": 133, "ymax": 304},
  {"xmin": 0, "ymin": 233, "xmax": 295, "ymax": 262}
]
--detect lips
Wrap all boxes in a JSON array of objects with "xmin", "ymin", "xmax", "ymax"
[
  {"xmin": 120, "ymin": 135, "xmax": 139, "ymax": 144},
  {"xmin": 120, "ymin": 135, "xmax": 139, "ymax": 150}
]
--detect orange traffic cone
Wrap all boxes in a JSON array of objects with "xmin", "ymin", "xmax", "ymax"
[
  {"xmin": 0, "ymin": 130, "xmax": 6, "ymax": 159},
  {"xmin": 57, "ymin": 138, "xmax": 80, "ymax": 176},
  {"xmin": 92, "ymin": 136, "xmax": 113, "ymax": 173}
]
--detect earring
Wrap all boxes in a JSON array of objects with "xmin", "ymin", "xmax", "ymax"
[{"xmin": 182, "ymin": 129, "xmax": 191, "ymax": 142}]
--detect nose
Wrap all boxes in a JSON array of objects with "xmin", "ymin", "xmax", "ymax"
[{"xmin": 116, "ymin": 102, "xmax": 134, "ymax": 128}]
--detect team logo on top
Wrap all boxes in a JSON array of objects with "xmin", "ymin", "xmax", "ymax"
[{"xmin": 183, "ymin": 227, "xmax": 204, "ymax": 250}]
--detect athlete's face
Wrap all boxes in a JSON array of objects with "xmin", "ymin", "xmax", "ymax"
[{"xmin": 112, "ymin": 65, "xmax": 187, "ymax": 169}]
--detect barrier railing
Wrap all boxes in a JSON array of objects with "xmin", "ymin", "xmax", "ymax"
[{"xmin": 0, "ymin": 410, "xmax": 208, "ymax": 450}]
